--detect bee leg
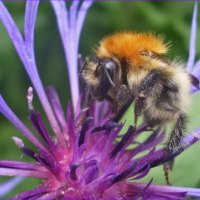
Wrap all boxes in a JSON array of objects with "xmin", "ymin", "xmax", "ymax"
[
  {"xmin": 112, "ymin": 84, "xmax": 134, "ymax": 121},
  {"xmin": 135, "ymin": 69, "xmax": 161, "ymax": 128},
  {"xmin": 164, "ymin": 114, "xmax": 186, "ymax": 184},
  {"xmin": 134, "ymin": 96, "xmax": 145, "ymax": 129},
  {"xmin": 115, "ymin": 84, "xmax": 132, "ymax": 109},
  {"xmin": 138, "ymin": 69, "xmax": 161, "ymax": 96},
  {"xmin": 163, "ymin": 163, "xmax": 172, "ymax": 186}
]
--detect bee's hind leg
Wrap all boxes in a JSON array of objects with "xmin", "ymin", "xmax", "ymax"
[{"xmin": 164, "ymin": 114, "xmax": 187, "ymax": 184}]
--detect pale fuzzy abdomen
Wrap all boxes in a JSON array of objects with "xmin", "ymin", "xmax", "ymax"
[
  {"xmin": 148, "ymin": 66, "xmax": 190, "ymax": 125},
  {"xmin": 164, "ymin": 65, "xmax": 191, "ymax": 113},
  {"xmin": 127, "ymin": 63, "xmax": 191, "ymax": 125},
  {"xmin": 144, "ymin": 97, "xmax": 179, "ymax": 126}
]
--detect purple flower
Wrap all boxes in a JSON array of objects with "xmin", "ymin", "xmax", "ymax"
[
  {"xmin": 186, "ymin": 2, "xmax": 200, "ymax": 93},
  {"xmin": 0, "ymin": 1, "xmax": 200, "ymax": 199}
]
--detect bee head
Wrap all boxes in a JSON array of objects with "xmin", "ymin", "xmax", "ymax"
[{"xmin": 80, "ymin": 56, "xmax": 118, "ymax": 101}]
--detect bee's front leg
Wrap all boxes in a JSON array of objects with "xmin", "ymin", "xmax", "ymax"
[{"xmin": 112, "ymin": 84, "xmax": 134, "ymax": 122}]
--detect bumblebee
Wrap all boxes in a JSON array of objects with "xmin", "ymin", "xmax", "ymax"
[{"xmin": 80, "ymin": 32, "xmax": 197, "ymax": 173}]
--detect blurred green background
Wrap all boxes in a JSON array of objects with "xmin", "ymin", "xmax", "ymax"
[{"xmin": 0, "ymin": 1, "xmax": 200, "ymax": 197}]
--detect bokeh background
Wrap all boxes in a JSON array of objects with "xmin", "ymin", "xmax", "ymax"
[{"xmin": 0, "ymin": 1, "xmax": 200, "ymax": 197}]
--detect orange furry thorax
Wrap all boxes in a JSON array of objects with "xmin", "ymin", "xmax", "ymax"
[{"xmin": 96, "ymin": 32, "xmax": 169, "ymax": 68}]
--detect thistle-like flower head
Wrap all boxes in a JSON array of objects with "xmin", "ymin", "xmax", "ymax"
[{"xmin": 0, "ymin": 1, "xmax": 200, "ymax": 200}]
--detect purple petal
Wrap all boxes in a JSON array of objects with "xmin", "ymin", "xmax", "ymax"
[
  {"xmin": 88, "ymin": 173, "xmax": 116, "ymax": 193},
  {"xmin": 83, "ymin": 160, "xmax": 99, "ymax": 184},
  {"xmin": 132, "ymin": 164, "xmax": 150, "ymax": 180},
  {"xmin": 127, "ymin": 183, "xmax": 189, "ymax": 200},
  {"xmin": 110, "ymin": 126, "xmax": 134, "ymax": 159},
  {"xmin": 24, "ymin": 0, "xmax": 39, "ymax": 55},
  {"xmin": 78, "ymin": 116, "xmax": 93, "ymax": 146},
  {"xmin": 76, "ymin": 1, "xmax": 94, "ymax": 47},
  {"xmin": 0, "ymin": 1, "xmax": 63, "ymax": 144},
  {"xmin": 112, "ymin": 162, "xmax": 136, "ymax": 184},
  {"xmin": 130, "ymin": 129, "xmax": 165, "ymax": 159},
  {"xmin": 191, "ymin": 59, "xmax": 200, "ymax": 79},
  {"xmin": 181, "ymin": 127, "xmax": 200, "ymax": 147},
  {"xmin": 46, "ymin": 87, "xmax": 67, "ymax": 131},
  {"xmin": 66, "ymin": 104, "xmax": 75, "ymax": 142},
  {"xmin": 51, "ymin": 0, "xmax": 93, "ymax": 113},
  {"xmin": 144, "ymin": 184, "xmax": 200, "ymax": 198},
  {"xmin": 35, "ymin": 153, "xmax": 56, "ymax": 172},
  {"xmin": 0, "ymin": 177, "xmax": 23, "ymax": 197},
  {"xmin": 11, "ymin": 185, "xmax": 49, "ymax": 200},
  {"xmin": 69, "ymin": 1, "xmax": 79, "ymax": 31},
  {"xmin": 186, "ymin": 2, "xmax": 198, "ymax": 71},
  {"xmin": 0, "ymin": 95, "xmax": 49, "ymax": 154},
  {"xmin": 0, "ymin": 160, "xmax": 47, "ymax": 172},
  {"xmin": 30, "ymin": 111, "xmax": 56, "ymax": 148},
  {"xmin": 99, "ymin": 125, "xmax": 123, "ymax": 163},
  {"xmin": 93, "ymin": 101, "xmax": 111, "ymax": 125},
  {"xmin": 0, "ymin": 1, "xmax": 25, "ymax": 62},
  {"xmin": 0, "ymin": 168, "xmax": 50, "ymax": 178},
  {"xmin": 51, "ymin": 1, "xmax": 80, "ymax": 112}
]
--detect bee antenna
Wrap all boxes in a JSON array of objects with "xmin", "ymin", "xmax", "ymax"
[{"xmin": 103, "ymin": 66, "xmax": 116, "ymax": 87}]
